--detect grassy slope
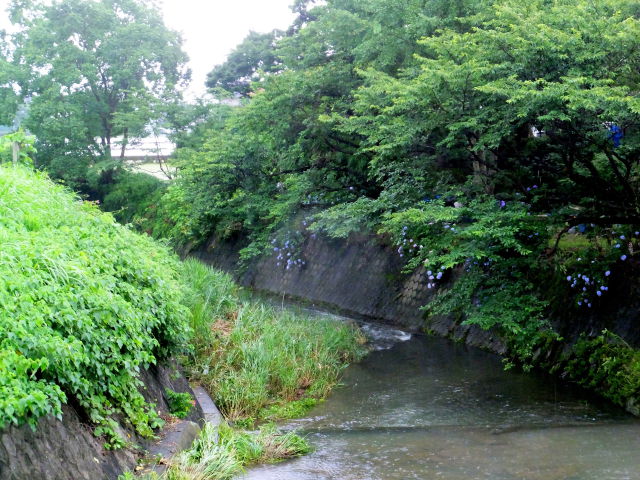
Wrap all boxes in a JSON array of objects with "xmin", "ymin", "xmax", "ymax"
[{"xmin": 0, "ymin": 165, "xmax": 189, "ymax": 444}]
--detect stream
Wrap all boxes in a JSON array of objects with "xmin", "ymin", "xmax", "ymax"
[{"xmin": 241, "ymin": 309, "xmax": 640, "ymax": 480}]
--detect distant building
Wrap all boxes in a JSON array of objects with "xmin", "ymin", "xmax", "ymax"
[
  {"xmin": 112, "ymin": 134, "xmax": 175, "ymax": 161},
  {"xmin": 112, "ymin": 134, "xmax": 177, "ymax": 180}
]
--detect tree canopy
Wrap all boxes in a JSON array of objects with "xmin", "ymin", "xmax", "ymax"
[
  {"xmin": 145, "ymin": 0, "xmax": 640, "ymax": 366},
  {"xmin": 205, "ymin": 30, "xmax": 284, "ymax": 97},
  {"xmin": 1, "ymin": 0, "xmax": 190, "ymax": 190}
]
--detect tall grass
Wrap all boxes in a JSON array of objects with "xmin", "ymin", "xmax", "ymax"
[{"xmin": 179, "ymin": 259, "xmax": 367, "ymax": 423}]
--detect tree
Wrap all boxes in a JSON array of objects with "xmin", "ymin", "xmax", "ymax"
[
  {"xmin": 205, "ymin": 30, "xmax": 284, "ymax": 97},
  {"xmin": 5, "ymin": 0, "xmax": 190, "ymax": 190},
  {"xmin": 150, "ymin": 0, "xmax": 640, "ymax": 367}
]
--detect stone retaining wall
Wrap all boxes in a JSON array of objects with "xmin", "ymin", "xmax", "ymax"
[
  {"xmin": 193, "ymin": 233, "xmax": 506, "ymax": 354},
  {"xmin": 0, "ymin": 362, "xmax": 204, "ymax": 480}
]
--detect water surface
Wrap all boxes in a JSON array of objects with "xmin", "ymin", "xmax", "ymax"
[{"xmin": 241, "ymin": 313, "xmax": 640, "ymax": 480}]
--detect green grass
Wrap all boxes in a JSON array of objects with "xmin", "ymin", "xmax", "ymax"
[
  {"xmin": 121, "ymin": 422, "xmax": 311, "ymax": 480},
  {"xmin": 179, "ymin": 258, "xmax": 367, "ymax": 424}
]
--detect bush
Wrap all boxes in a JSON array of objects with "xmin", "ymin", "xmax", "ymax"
[
  {"xmin": 0, "ymin": 165, "xmax": 190, "ymax": 446},
  {"xmin": 101, "ymin": 170, "xmax": 166, "ymax": 224}
]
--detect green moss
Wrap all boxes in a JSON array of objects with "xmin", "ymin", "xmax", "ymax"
[{"xmin": 258, "ymin": 398, "xmax": 320, "ymax": 422}]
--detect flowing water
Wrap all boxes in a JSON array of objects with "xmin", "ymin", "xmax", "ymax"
[{"xmin": 241, "ymin": 309, "xmax": 640, "ymax": 480}]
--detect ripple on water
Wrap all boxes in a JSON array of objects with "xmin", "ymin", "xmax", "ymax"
[{"xmin": 240, "ymin": 312, "xmax": 640, "ymax": 480}]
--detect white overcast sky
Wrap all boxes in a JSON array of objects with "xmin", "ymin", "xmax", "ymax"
[
  {"xmin": 160, "ymin": 0, "xmax": 296, "ymax": 97},
  {"xmin": 0, "ymin": 0, "xmax": 297, "ymax": 97}
]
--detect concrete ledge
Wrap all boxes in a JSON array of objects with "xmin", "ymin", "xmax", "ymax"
[
  {"xmin": 141, "ymin": 386, "xmax": 223, "ymax": 476},
  {"xmin": 193, "ymin": 386, "xmax": 223, "ymax": 426}
]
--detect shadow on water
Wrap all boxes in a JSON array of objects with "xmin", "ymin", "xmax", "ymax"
[{"xmin": 239, "ymin": 308, "xmax": 640, "ymax": 480}]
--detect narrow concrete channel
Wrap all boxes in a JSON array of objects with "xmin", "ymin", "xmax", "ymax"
[{"xmin": 142, "ymin": 386, "xmax": 223, "ymax": 476}]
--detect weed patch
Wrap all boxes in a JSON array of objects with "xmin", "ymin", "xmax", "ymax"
[
  {"xmin": 120, "ymin": 422, "xmax": 310, "ymax": 480},
  {"xmin": 179, "ymin": 259, "xmax": 367, "ymax": 423}
]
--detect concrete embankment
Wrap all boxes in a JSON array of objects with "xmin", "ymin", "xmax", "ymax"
[{"xmin": 193, "ymin": 232, "xmax": 507, "ymax": 353}]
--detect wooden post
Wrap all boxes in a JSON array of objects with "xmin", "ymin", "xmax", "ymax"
[{"xmin": 12, "ymin": 141, "xmax": 19, "ymax": 166}]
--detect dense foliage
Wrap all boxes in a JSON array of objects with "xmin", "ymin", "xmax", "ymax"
[
  {"xmin": 139, "ymin": 0, "xmax": 640, "ymax": 369},
  {"xmin": 0, "ymin": 165, "xmax": 189, "ymax": 446}
]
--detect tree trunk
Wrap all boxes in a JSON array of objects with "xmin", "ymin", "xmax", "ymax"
[{"xmin": 120, "ymin": 128, "xmax": 129, "ymax": 160}]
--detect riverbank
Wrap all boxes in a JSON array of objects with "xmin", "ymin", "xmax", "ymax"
[
  {"xmin": 0, "ymin": 167, "xmax": 366, "ymax": 479},
  {"xmin": 192, "ymin": 232, "xmax": 640, "ymax": 416},
  {"xmin": 179, "ymin": 259, "xmax": 367, "ymax": 426}
]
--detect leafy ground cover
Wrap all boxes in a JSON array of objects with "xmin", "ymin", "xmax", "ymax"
[{"xmin": 0, "ymin": 165, "xmax": 190, "ymax": 446}]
